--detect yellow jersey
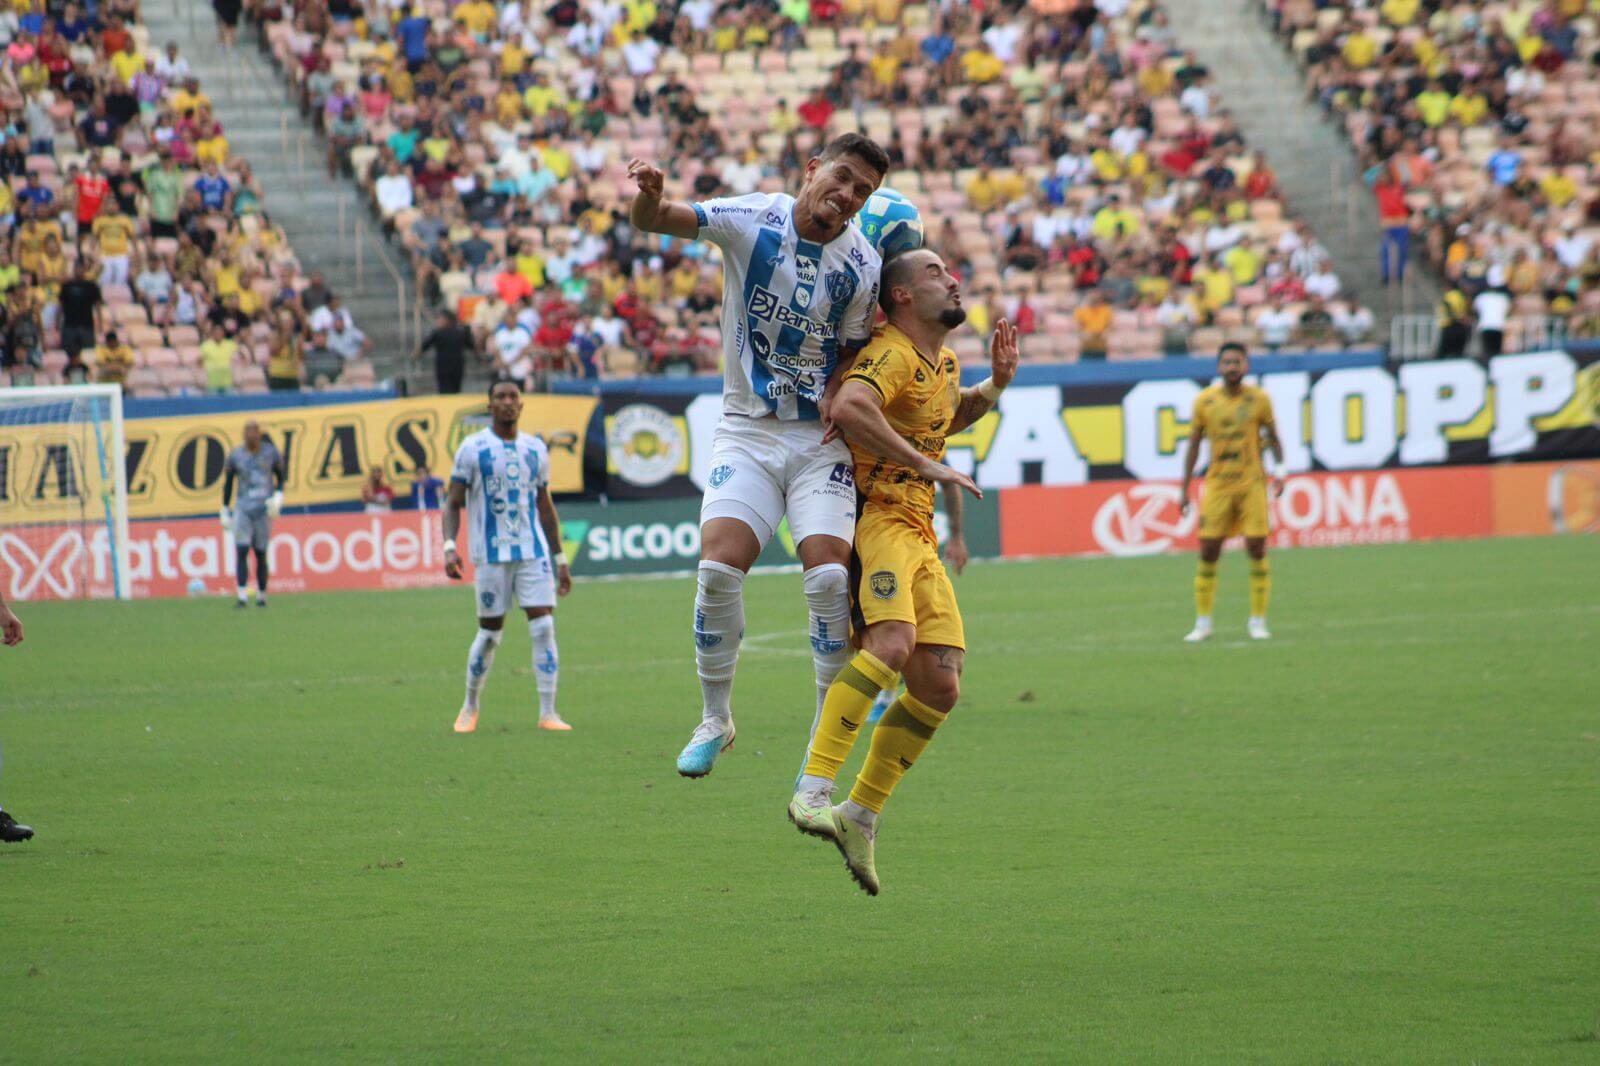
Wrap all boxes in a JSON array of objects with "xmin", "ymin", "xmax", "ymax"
[
  {"xmin": 843, "ymin": 322, "xmax": 960, "ymax": 537},
  {"xmin": 1193, "ymin": 384, "xmax": 1275, "ymax": 486}
]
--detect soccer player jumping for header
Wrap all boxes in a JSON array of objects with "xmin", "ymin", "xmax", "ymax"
[
  {"xmin": 627, "ymin": 133, "xmax": 890, "ymax": 778},
  {"xmin": 443, "ymin": 380, "xmax": 574, "ymax": 733},
  {"xmin": 1179, "ymin": 343, "xmax": 1285, "ymax": 642},
  {"xmin": 790, "ymin": 248, "xmax": 1018, "ymax": 895},
  {"xmin": 220, "ymin": 420, "xmax": 285, "ymax": 608}
]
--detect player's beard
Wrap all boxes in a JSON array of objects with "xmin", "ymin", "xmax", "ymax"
[{"xmin": 938, "ymin": 307, "xmax": 968, "ymax": 328}]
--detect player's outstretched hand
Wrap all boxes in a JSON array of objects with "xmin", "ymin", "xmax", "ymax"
[
  {"xmin": 0, "ymin": 604, "xmax": 23, "ymax": 647},
  {"xmin": 924, "ymin": 461, "xmax": 982, "ymax": 499},
  {"xmin": 989, "ymin": 317, "xmax": 1020, "ymax": 388},
  {"xmin": 556, "ymin": 564, "xmax": 573, "ymax": 598},
  {"xmin": 627, "ymin": 158, "xmax": 664, "ymax": 198},
  {"xmin": 444, "ymin": 548, "xmax": 464, "ymax": 581}
]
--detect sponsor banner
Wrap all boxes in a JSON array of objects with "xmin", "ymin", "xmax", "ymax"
[
  {"xmin": 614, "ymin": 350, "xmax": 1600, "ymax": 497},
  {"xmin": 4, "ymin": 490, "xmax": 1003, "ymax": 600},
  {"xmin": 603, "ymin": 394, "xmax": 696, "ymax": 498},
  {"xmin": 998, "ymin": 460, "xmax": 1600, "ymax": 560},
  {"xmin": 0, "ymin": 393, "xmax": 598, "ymax": 527}
]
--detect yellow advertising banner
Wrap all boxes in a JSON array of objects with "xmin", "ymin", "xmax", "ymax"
[{"xmin": 0, "ymin": 393, "xmax": 598, "ymax": 525}]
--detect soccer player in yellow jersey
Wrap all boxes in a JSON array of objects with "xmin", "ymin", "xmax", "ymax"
[
  {"xmin": 1179, "ymin": 343, "xmax": 1285, "ymax": 642},
  {"xmin": 789, "ymin": 248, "xmax": 1018, "ymax": 895}
]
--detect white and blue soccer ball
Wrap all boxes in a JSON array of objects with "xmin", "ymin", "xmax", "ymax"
[
  {"xmin": 186, "ymin": 576, "xmax": 208, "ymax": 597},
  {"xmin": 854, "ymin": 187, "xmax": 924, "ymax": 261}
]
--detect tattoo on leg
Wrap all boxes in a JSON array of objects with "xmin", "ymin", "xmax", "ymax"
[{"xmin": 929, "ymin": 646, "xmax": 964, "ymax": 675}]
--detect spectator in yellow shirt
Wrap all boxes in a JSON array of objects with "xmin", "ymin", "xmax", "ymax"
[
  {"xmin": 961, "ymin": 42, "xmax": 1004, "ymax": 84},
  {"xmin": 1541, "ymin": 170, "xmax": 1579, "ymax": 208},
  {"xmin": 869, "ymin": 46, "xmax": 901, "ymax": 99},
  {"xmin": 110, "ymin": 48, "xmax": 143, "ymax": 83},
  {"xmin": 966, "ymin": 166, "xmax": 1002, "ymax": 212},
  {"xmin": 453, "ymin": 0, "xmax": 495, "ymax": 37},
  {"xmin": 1193, "ymin": 261, "xmax": 1236, "ymax": 311},
  {"xmin": 1381, "ymin": 0, "xmax": 1420, "ymax": 25},
  {"xmin": 1449, "ymin": 86, "xmax": 1489, "ymax": 127},
  {"xmin": 201, "ymin": 324, "xmax": 239, "ymax": 392},
  {"xmin": 1091, "ymin": 196, "xmax": 1142, "ymax": 240},
  {"xmin": 91, "ymin": 211, "xmax": 138, "ymax": 286},
  {"xmin": 1074, "ymin": 290, "xmax": 1114, "ymax": 360},
  {"xmin": 523, "ymin": 74, "xmax": 560, "ymax": 117},
  {"xmin": 1342, "ymin": 31, "xmax": 1378, "ymax": 69},
  {"xmin": 1415, "ymin": 82, "xmax": 1451, "ymax": 127},
  {"xmin": 1223, "ymin": 242, "xmax": 1264, "ymax": 285},
  {"xmin": 93, "ymin": 331, "xmax": 136, "ymax": 388}
]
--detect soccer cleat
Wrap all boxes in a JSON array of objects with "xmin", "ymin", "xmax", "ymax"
[
  {"xmin": 1248, "ymin": 618, "xmax": 1272, "ymax": 641},
  {"xmin": 453, "ymin": 705, "xmax": 479, "ymax": 734},
  {"xmin": 538, "ymin": 715, "xmax": 573, "ymax": 732},
  {"xmin": 787, "ymin": 786, "xmax": 838, "ymax": 840},
  {"xmin": 0, "ymin": 810, "xmax": 33, "ymax": 844},
  {"xmin": 676, "ymin": 719, "xmax": 735, "ymax": 778},
  {"xmin": 1183, "ymin": 619, "xmax": 1213, "ymax": 643},
  {"xmin": 255, "ymin": 597, "xmax": 267, "ymax": 608},
  {"xmin": 233, "ymin": 597, "xmax": 247, "ymax": 610},
  {"xmin": 831, "ymin": 804, "xmax": 880, "ymax": 896}
]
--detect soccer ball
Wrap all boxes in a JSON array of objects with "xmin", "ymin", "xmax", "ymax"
[
  {"xmin": 854, "ymin": 187, "xmax": 924, "ymax": 261},
  {"xmin": 186, "ymin": 577, "xmax": 208, "ymax": 597}
]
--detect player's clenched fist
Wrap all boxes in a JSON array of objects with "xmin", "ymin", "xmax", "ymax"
[
  {"xmin": 443, "ymin": 546, "xmax": 463, "ymax": 580},
  {"xmin": 627, "ymin": 158, "xmax": 664, "ymax": 198}
]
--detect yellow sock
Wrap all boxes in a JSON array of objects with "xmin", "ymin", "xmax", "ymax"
[
  {"xmin": 803, "ymin": 650, "xmax": 897, "ymax": 781},
  {"xmin": 849, "ymin": 692, "xmax": 948, "ymax": 814},
  {"xmin": 1195, "ymin": 559, "xmax": 1218, "ymax": 618},
  {"xmin": 1249, "ymin": 558, "xmax": 1271, "ymax": 617}
]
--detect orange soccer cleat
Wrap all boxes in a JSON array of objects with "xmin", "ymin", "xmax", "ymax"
[
  {"xmin": 537, "ymin": 715, "xmax": 573, "ymax": 732},
  {"xmin": 453, "ymin": 706, "xmax": 479, "ymax": 733}
]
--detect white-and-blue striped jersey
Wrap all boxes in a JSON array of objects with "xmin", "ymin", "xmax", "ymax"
[
  {"xmin": 450, "ymin": 429, "xmax": 552, "ymax": 566},
  {"xmin": 692, "ymin": 192, "xmax": 881, "ymax": 421}
]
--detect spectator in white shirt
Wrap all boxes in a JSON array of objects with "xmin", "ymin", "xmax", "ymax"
[
  {"xmin": 565, "ymin": 13, "xmax": 604, "ymax": 58},
  {"xmin": 572, "ymin": 131, "xmax": 607, "ymax": 176},
  {"xmin": 981, "ymin": 21, "xmax": 1024, "ymax": 63},
  {"xmin": 588, "ymin": 0, "xmax": 623, "ymax": 35},
  {"xmin": 545, "ymin": 234, "xmax": 579, "ymax": 285},
  {"xmin": 719, "ymin": 146, "xmax": 765, "ymax": 195},
  {"xmin": 1552, "ymin": 222, "xmax": 1593, "ymax": 271},
  {"xmin": 1303, "ymin": 264, "xmax": 1342, "ymax": 300},
  {"xmin": 621, "ymin": 33, "xmax": 661, "ymax": 77},
  {"xmin": 1108, "ymin": 117, "xmax": 1146, "ymax": 160},
  {"xmin": 1331, "ymin": 296, "xmax": 1375, "ymax": 346},
  {"xmin": 1180, "ymin": 80, "xmax": 1211, "ymax": 119},
  {"xmin": 374, "ymin": 161, "xmax": 415, "ymax": 217},
  {"xmin": 326, "ymin": 317, "xmax": 372, "ymax": 361},
  {"xmin": 680, "ymin": 0, "xmax": 714, "ymax": 33},
  {"xmin": 1473, "ymin": 286, "xmax": 1511, "ymax": 357},
  {"xmin": 1254, "ymin": 296, "xmax": 1298, "ymax": 352},
  {"xmin": 154, "ymin": 43, "xmax": 191, "ymax": 83},
  {"xmin": 1054, "ymin": 146, "xmax": 1093, "ymax": 185},
  {"xmin": 1155, "ymin": 290, "xmax": 1199, "ymax": 355},
  {"xmin": 491, "ymin": 310, "xmax": 534, "ymax": 383},
  {"xmin": 1203, "ymin": 221, "xmax": 1246, "ymax": 254},
  {"xmin": 308, "ymin": 295, "xmax": 354, "ymax": 335}
]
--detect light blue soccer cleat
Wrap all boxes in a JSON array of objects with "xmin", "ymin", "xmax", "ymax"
[{"xmin": 676, "ymin": 719, "xmax": 735, "ymax": 778}]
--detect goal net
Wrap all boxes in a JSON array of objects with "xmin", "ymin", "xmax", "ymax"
[{"xmin": 0, "ymin": 385, "xmax": 131, "ymax": 601}]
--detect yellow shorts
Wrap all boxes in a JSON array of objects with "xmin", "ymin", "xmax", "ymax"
[
  {"xmin": 850, "ymin": 507, "xmax": 965, "ymax": 650},
  {"xmin": 1199, "ymin": 479, "xmax": 1271, "ymax": 540}
]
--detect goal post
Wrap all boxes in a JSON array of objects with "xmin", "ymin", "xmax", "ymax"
[{"xmin": 0, "ymin": 384, "xmax": 132, "ymax": 601}]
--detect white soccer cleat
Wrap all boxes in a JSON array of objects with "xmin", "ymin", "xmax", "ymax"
[
  {"xmin": 1183, "ymin": 618, "xmax": 1213, "ymax": 643},
  {"xmin": 1247, "ymin": 617, "xmax": 1272, "ymax": 641}
]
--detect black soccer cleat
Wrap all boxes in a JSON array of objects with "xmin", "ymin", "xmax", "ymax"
[{"xmin": 0, "ymin": 810, "xmax": 34, "ymax": 843}]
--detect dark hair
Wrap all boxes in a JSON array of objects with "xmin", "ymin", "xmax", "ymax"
[
  {"xmin": 1218, "ymin": 342, "xmax": 1249, "ymax": 360},
  {"xmin": 817, "ymin": 132, "xmax": 890, "ymax": 180},
  {"xmin": 488, "ymin": 378, "xmax": 520, "ymax": 399},
  {"xmin": 878, "ymin": 250, "xmax": 922, "ymax": 314}
]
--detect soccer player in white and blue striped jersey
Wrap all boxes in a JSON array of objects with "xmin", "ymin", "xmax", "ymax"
[
  {"xmin": 628, "ymin": 133, "xmax": 889, "ymax": 780},
  {"xmin": 442, "ymin": 380, "xmax": 574, "ymax": 734}
]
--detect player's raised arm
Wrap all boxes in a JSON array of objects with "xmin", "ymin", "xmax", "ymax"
[
  {"xmin": 948, "ymin": 319, "xmax": 1018, "ymax": 434},
  {"xmin": 441, "ymin": 480, "xmax": 467, "ymax": 580},
  {"xmin": 627, "ymin": 159, "xmax": 700, "ymax": 241},
  {"xmin": 833, "ymin": 380, "xmax": 981, "ymax": 498}
]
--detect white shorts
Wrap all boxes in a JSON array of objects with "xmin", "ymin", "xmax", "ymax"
[
  {"xmin": 473, "ymin": 558, "xmax": 555, "ymax": 617},
  {"xmin": 700, "ymin": 415, "xmax": 857, "ymax": 547}
]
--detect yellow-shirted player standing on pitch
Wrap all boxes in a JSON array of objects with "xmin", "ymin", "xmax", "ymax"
[
  {"xmin": 1179, "ymin": 342, "xmax": 1285, "ymax": 642},
  {"xmin": 787, "ymin": 248, "xmax": 1018, "ymax": 895}
]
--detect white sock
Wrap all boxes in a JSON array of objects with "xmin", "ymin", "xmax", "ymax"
[
  {"xmin": 694, "ymin": 561, "xmax": 745, "ymax": 726},
  {"xmin": 796, "ymin": 773, "xmax": 834, "ymax": 796},
  {"xmin": 529, "ymin": 614, "xmax": 559, "ymax": 720},
  {"xmin": 802, "ymin": 563, "xmax": 852, "ymax": 739},
  {"xmin": 236, "ymin": 587, "xmax": 248, "ymax": 603},
  {"xmin": 1195, "ymin": 615, "xmax": 1212, "ymax": 627},
  {"xmin": 464, "ymin": 627, "xmax": 503, "ymax": 709},
  {"xmin": 841, "ymin": 798, "xmax": 878, "ymax": 829}
]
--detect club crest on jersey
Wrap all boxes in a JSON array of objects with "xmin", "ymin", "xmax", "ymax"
[
  {"xmin": 480, "ymin": 590, "xmax": 496, "ymax": 610},
  {"xmin": 869, "ymin": 570, "xmax": 898, "ymax": 599},
  {"xmin": 824, "ymin": 270, "xmax": 856, "ymax": 307},
  {"xmin": 795, "ymin": 287, "xmax": 811, "ymax": 309},
  {"xmin": 709, "ymin": 464, "xmax": 734, "ymax": 488}
]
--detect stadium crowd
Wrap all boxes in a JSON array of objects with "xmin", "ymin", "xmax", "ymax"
[
  {"xmin": 257, "ymin": 0, "xmax": 1376, "ymax": 385},
  {"xmin": 0, "ymin": 5, "xmax": 379, "ymax": 395},
  {"xmin": 1266, "ymin": 0, "xmax": 1600, "ymax": 354}
]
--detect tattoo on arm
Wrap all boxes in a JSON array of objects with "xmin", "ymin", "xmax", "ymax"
[{"xmin": 949, "ymin": 390, "xmax": 996, "ymax": 434}]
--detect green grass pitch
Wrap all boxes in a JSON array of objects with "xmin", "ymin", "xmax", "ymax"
[{"xmin": 4, "ymin": 536, "xmax": 1598, "ymax": 1061}]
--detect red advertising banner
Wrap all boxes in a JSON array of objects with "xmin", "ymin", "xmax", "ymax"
[
  {"xmin": 1000, "ymin": 465, "xmax": 1511, "ymax": 560},
  {"xmin": 1, "ymin": 512, "xmax": 457, "ymax": 602}
]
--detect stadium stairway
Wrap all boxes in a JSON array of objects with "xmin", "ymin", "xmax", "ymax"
[
  {"xmin": 1178, "ymin": 0, "xmax": 1442, "ymax": 336},
  {"xmin": 140, "ymin": 0, "xmax": 423, "ymax": 388}
]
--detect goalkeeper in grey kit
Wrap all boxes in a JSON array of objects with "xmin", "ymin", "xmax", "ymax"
[{"xmin": 220, "ymin": 420, "xmax": 286, "ymax": 607}]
